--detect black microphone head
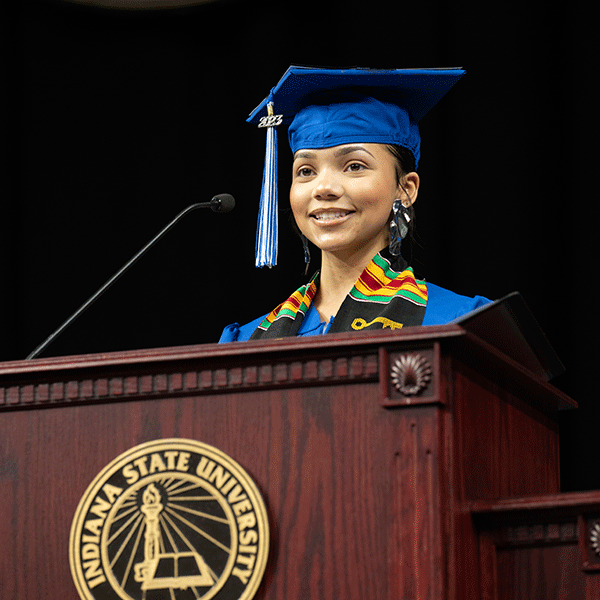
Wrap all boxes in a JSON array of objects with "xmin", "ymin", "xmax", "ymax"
[{"xmin": 211, "ymin": 194, "xmax": 236, "ymax": 213}]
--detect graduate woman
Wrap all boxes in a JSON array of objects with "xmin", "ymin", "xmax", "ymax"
[{"xmin": 220, "ymin": 66, "xmax": 490, "ymax": 342}]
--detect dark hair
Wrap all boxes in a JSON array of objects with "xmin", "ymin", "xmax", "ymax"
[{"xmin": 385, "ymin": 144, "xmax": 417, "ymax": 178}]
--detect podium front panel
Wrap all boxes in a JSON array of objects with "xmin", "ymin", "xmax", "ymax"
[{"xmin": 0, "ymin": 326, "xmax": 571, "ymax": 600}]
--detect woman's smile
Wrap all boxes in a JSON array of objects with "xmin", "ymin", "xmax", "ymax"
[{"xmin": 310, "ymin": 208, "xmax": 355, "ymax": 224}]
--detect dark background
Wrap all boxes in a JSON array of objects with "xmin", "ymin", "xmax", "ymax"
[{"xmin": 6, "ymin": 0, "xmax": 597, "ymax": 491}]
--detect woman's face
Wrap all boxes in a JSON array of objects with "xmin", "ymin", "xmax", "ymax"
[{"xmin": 290, "ymin": 143, "xmax": 412, "ymax": 261}]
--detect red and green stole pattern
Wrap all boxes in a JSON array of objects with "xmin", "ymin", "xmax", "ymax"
[{"xmin": 250, "ymin": 249, "xmax": 428, "ymax": 339}]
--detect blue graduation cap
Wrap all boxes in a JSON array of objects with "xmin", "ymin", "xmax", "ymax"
[{"xmin": 249, "ymin": 65, "xmax": 465, "ymax": 268}]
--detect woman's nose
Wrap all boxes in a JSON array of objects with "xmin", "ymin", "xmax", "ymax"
[{"xmin": 312, "ymin": 169, "xmax": 343, "ymax": 199}]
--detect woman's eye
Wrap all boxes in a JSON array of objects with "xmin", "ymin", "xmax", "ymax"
[
  {"xmin": 347, "ymin": 162, "xmax": 365, "ymax": 172},
  {"xmin": 297, "ymin": 167, "xmax": 314, "ymax": 177}
]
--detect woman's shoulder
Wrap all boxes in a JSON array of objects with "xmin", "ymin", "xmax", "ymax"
[
  {"xmin": 423, "ymin": 282, "xmax": 491, "ymax": 325},
  {"xmin": 218, "ymin": 314, "xmax": 268, "ymax": 343}
]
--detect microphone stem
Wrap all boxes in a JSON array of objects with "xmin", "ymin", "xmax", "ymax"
[{"xmin": 26, "ymin": 202, "xmax": 207, "ymax": 360}]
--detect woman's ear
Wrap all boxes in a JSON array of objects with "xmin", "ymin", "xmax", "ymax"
[{"xmin": 399, "ymin": 172, "xmax": 420, "ymax": 206}]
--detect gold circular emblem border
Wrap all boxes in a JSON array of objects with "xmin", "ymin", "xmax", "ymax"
[{"xmin": 69, "ymin": 438, "xmax": 270, "ymax": 600}]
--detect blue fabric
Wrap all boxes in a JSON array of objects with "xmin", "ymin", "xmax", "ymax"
[
  {"xmin": 247, "ymin": 67, "xmax": 466, "ymax": 170},
  {"xmin": 423, "ymin": 283, "xmax": 491, "ymax": 325},
  {"xmin": 288, "ymin": 94, "xmax": 422, "ymax": 167},
  {"xmin": 218, "ymin": 282, "xmax": 491, "ymax": 343},
  {"xmin": 247, "ymin": 66, "xmax": 465, "ymax": 128}
]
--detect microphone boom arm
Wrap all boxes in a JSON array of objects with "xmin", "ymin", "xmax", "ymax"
[{"xmin": 26, "ymin": 196, "xmax": 234, "ymax": 360}]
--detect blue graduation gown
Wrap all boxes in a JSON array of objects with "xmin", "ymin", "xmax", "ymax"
[{"xmin": 219, "ymin": 282, "xmax": 491, "ymax": 343}]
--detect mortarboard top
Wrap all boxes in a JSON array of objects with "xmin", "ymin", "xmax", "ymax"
[
  {"xmin": 250, "ymin": 66, "xmax": 465, "ymax": 268},
  {"xmin": 248, "ymin": 65, "xmax": 465, "ymax": 127}
]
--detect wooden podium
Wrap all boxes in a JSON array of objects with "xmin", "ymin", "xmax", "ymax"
[{"xmin": 1, "ymin": 324, "xmax": 599, "ymax": 599}]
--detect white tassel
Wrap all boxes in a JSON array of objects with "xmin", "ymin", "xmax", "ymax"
[{"xmin": 255, "ymin": 102, "xmax": 279, "ymax": 268}]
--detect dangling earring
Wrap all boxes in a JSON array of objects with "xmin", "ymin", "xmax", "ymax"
[
  {"xmin": 389, "ymin": 199, "xmax": 411, "ymax": 256},
  {"xmin": 301, "ymin": 234, "xmax": 311, "ymax": 275}
]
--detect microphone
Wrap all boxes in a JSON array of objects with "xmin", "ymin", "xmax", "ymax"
[
  {"xmin": 26, "ymin": 194, "xmax": 236, "ymax": 360},
  {"xmin": 208, "ymin": 194, "xmax": 235, "ymax": 213}
]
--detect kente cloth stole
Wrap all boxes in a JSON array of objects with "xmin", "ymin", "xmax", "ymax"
[{"xmin": 250, "ymin": 250, "xmax": 428, "ymax": 340}]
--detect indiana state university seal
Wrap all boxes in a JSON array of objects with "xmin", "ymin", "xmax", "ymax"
[{"xmin": 69, "ymin": 439, "xmax": 269, "ymax": 600}]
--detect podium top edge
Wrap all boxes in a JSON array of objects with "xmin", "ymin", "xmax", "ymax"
[{"xmin": 1, "ymin": 324, "xmax": 466, "ymax": 375}]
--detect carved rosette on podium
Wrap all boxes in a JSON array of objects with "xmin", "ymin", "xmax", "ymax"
[{"xmin": 69, "ymin": 439, "xmax": 269, "ymax": 600}]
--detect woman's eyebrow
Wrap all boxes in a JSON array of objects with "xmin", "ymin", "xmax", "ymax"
[
  {"xmin": 334, "ymin": 145, "xmax": 375, "ymax": 158},
  {"xmin": 294, "ymin": 151, "xmax": 317, "ymax": 160},
  {"xmin": 294, "ymin": 146, "xmax": 376, "ymax": 160}
]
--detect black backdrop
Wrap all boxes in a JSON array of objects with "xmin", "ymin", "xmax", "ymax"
[{"xmin": 6, "ymin": 0, "xmax": 598, "ymax": 491}]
